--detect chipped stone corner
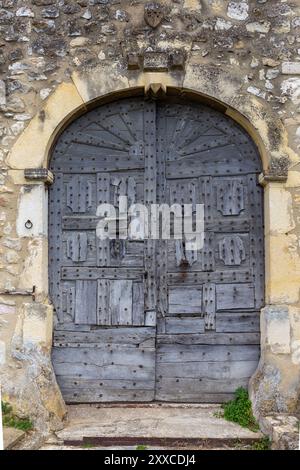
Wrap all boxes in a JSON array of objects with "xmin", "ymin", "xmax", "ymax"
[
  {"xmin": 249, "ymin": 305, "xmax": 300, "ymax": 422},
  {"xmin": 1, "ymin": 301, "xmax": 67, "ymax": 433}
]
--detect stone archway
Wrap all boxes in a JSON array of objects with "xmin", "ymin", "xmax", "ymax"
[{"xmin": 49, "ymin": 94, "xmax": 264, "ymax": 404}]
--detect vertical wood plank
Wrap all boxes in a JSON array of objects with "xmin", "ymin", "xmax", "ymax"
[
  {"xmin": 97, "ymin": 279, "xmax": 110, "ymax": 325},
  {"xmin": 49, "ymin": 172, "xmax": 64, "ymax": 322},
  {"xmin": 144, "ymin": 101, "xmax": 157, "ymax": 314},
  {"xmin": 97, "ymin": 173, "xmax": 111, "ymax": 266},
  {"xmin": 132, "ymin": 282, "xmax": 145, "ymax": 325},
  {"xmin": 75, "ymin": 280, "xmax": 97, "ymax": 325},
  {"xmin": 203, "ymin": 282, "xmax": 216, "ymax": 330},
  {"xmin": 109, "ymin": 280, "xmax": 133, "ymax": 325}
]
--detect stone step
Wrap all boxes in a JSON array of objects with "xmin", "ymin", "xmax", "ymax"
[{"xmin": 55, "ymin": 404, "xmax": 263, "ymax": 449}]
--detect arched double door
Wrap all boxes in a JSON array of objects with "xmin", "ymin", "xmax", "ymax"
[{"xmin": 49, "ymin": 97, "xmax": 264, "ymax": 403}]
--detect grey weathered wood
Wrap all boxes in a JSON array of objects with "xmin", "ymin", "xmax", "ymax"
[
  {"xmin": 54, "ymin": 327, "xmax": 155, "ymax": 347},
  {"xmin": 96, "ymin": 173, "xmax": 110, "ymax": 267},
  {"xmin": 216, "ymin": 311, "xmax": 260, "ymax": 333},
  {"xmin": 216, "ymin": 283, "xmax": 255, "ymax": 311},
  {"xmin": 156, "ymin": 360, "xmax": 259, "ymax": 379},
  {"xmin": 144, "ymin": 101, "xmax": 157, "ymax": 313},
  {"xmin": 74, "ymin": 280, "xmax": 97, "ymax": 325},
  {"xmin": 168, "ymin": 287, "xmax": 202, "ymax": 314},
  {"xmin": 66, "ymin": 232, "xmax": 88, "ymax": 262},
  {"xmin": 62, "ymin": 267, "xmax": 143, "ymax": 281},
  {"xmin": 157, "ymin": 332, "xmax": 260, "ymax": 345},
  {"xmin": 203, "ymin": 283, "xmax": 215, "ymax": 330},
  {"xmin": 168, "ymin": 269, "xmax": 252, "ymax": 284},
  {"xmin": 157, "ymin": 344, "xmax": 259, "ymax": 363},
  {"xmin": 110, "ymin": 280, "xmax": 133, "ymax": 325},
  {"xmin": 50, "ymin": 97, "xmax": 264, "ymax": 403},
  {"xmin": 166, "ymin": 145, "xmax": 260, "ymax": 178},
  {"xmin": 132, "ymin": 282, "xmax": 145, "ymax": 325},
  {"xmin": 156, "ymin": 377, "xmax": 250, "ymax": 394},
  {"xmin": 97, "ymin": 279, "xmax": 110, "ymax": 325}
]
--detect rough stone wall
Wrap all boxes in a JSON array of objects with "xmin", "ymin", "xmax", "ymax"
[{"xmin": 0, "ymin": 0, "xmax": 300, "ymax": 431}]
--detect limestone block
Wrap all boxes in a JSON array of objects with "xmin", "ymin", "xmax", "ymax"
[
  {"xmin": 7, "ymin": 82, "xmax": 84, "ymax": 169},
  {"xmin": 282, "ymin": 62, "xmax": 300, "ymax": 75},
  {"xmin": 0, "ymin": 79, "xmax": 6, "ymax": 107},
  {"xmin": 0, "ymin": 304, "xmax": 15, "ymax": 315},
  {"xmin": 227, "ymin": 1, "xmax": 249, "ymax": 21},
  {"xmin": 261, "ymin": 306, "xmax": 291, "ymax": 354},
  {"xmin": 260, "ymin": 414, "xmax": 299, "ymax": 450},
  {"xmin": 21, "ymin": 302, "xmax": 53, "ymax": 349},
  {"xmin": 265, "ymin": 234, "xmax": 300, "ymax": 304},
  {"xmin": 264, "ymin": 184, "xmax": 295, "ymax": 235},
  {"xmin": 16, "ymin": 185, "xmax": 47, "ymax": 238},
  {"xmin": 18, "ymin": 238, "xmax": 48, "ymax": 296},
  {"xmin": 281, "ymin": 78, "xmax": 300, "ymax": 105},
  {"xmin": 72, "ymin": 66, "xmax": 129, "ymax": 104}
]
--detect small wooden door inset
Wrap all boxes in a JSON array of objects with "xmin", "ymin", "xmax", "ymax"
[{"xmin": 50, "ymin": 97, "xmax": 263, "ymax": 403}]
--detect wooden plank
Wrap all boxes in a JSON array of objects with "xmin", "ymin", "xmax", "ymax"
[
  {"xmin": 168, "ymin": 286, "xmax": 202, "ymax": 314},
  {"xmin": 62, "ymin": 267, "xmax": 144, "ymax": 281},
  {"xmin": 49, "ymin": 173, "xmax": 64, "ymax": 322},
  {"xmin": 144, "ymin": 101, "xmax": 157, "ymax": 313},
  {"xmin": 110, "ymin": 280, "xmax": 133, "ymax": 325},
  {"xmin": 216, "ymin": 311, "xmax": 260, "ymax": 333},
  {"xmin": 168, "ymin": 269, "xmax": 252, "ymax": 285},
  {"xmin": 60, "ymin": 282, "xmax": 76, "ymax": 324},
  {"xmin": 166, "ymin": 145, "xmax": 260, "ymax": 178},
  {"xmin": 248, "ymin": 174, "xmax": 265, "ymax": 309},
  {"xmin": 203, "ymin": 282, "xmax": 215, "ymax": 330},
  {"xmin": 54, "ymin": 327, "xmax": 156, "ymax": 347},
  {"xmin": 52, "ymin": 346, "xmax": 155, "ymax": 368},
  {"xmin": 157, "ymin": 332, "xmax": 260, "ymax": 345},
  {"xmin": 155, "ymin": 391, "xmax": 236, "ymax": 403},
  {"xmin": 59, "ymin": 386, "xmax": 154, "ymax": 403},
  {"xmin": 156, "ymin": 377, "xmax": 250, "ymax": 394},
  {"xmin": 74, "ymin": 280, "xmax": 97, "ymax": 325},
  {"xmin": 96, "ymin": 173, "xmax": 111, "ymax": 267},
  {"xmin": 97, "ymin": 279, "xmax": 110, "ymax": 325},
  {"xmin": 52, "ymin": 347, "xmax": 155, "ymax": 380},
  {"xmin": 216, "ymin": 283, "xmax": 255, "ymax": 311},
  {"xmin": 156, "ymin": 360, "xmax": 259, "ymax": 379},
  {"xmin": 165, "ymin": 317, "xmax": 205, "ymax": 334},
  {"xmin": 132, "ymin": 282, "xmax": 145, "ymax": 325},
  {"xmin": 157, "ymin": 344, "xmax": 259, "ymax": 362}
]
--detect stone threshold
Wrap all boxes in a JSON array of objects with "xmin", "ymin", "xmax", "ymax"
[
  {"xmin": 55, "ymin": 404, "xmax": 263, "ymax": 449},
  {"xmin": 62, "ymin": 436, "xmax": 261, "ymax": 449}
]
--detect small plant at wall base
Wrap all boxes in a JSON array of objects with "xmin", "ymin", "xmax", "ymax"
[
  {"xmin": 1, "ymin": 401, "xmax": 33, "ymax": 432},
  {"xmin": 251, "ymin": 437, "xmax": 271, "ymax": 451},
  {"xmin": 221, "ymin": 388, "xmax": 260, "ymax": 432}
]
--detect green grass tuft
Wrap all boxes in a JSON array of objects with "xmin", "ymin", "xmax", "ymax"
[
  {"xmin": 251, "ymin": 437, "xmax": 271, "ymax": 451},
  {"xmin": 135, "ymin": 444, "xmax": 148, "ymax": 450},
  {"xmin": 1, "ymin": 400, "xmax": 34, "ymax": 432},
  {"xmin": 221, "ymin": 387, "xmax": 259, "ymax": 432}
]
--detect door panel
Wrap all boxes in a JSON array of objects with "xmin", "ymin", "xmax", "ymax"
[
  {"xmin": 155, "ymin": 100, "xmax": 263, "ymax": 402},
  {"xmin": 50, "ymin": 99, "xmax": 157, "ymax": 402},
  {"xmin": 50, "ymin": 97, "xmax": 263, "ymax": 403}
]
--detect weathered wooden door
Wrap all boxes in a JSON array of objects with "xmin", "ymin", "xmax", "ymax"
[
  {"xmin": 154, "ymin": 101, "xmax": 263, "ymax": 402},
  {"xmin": 50, "ymin": 97, "xmax": 263, "ymax": 403}
]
